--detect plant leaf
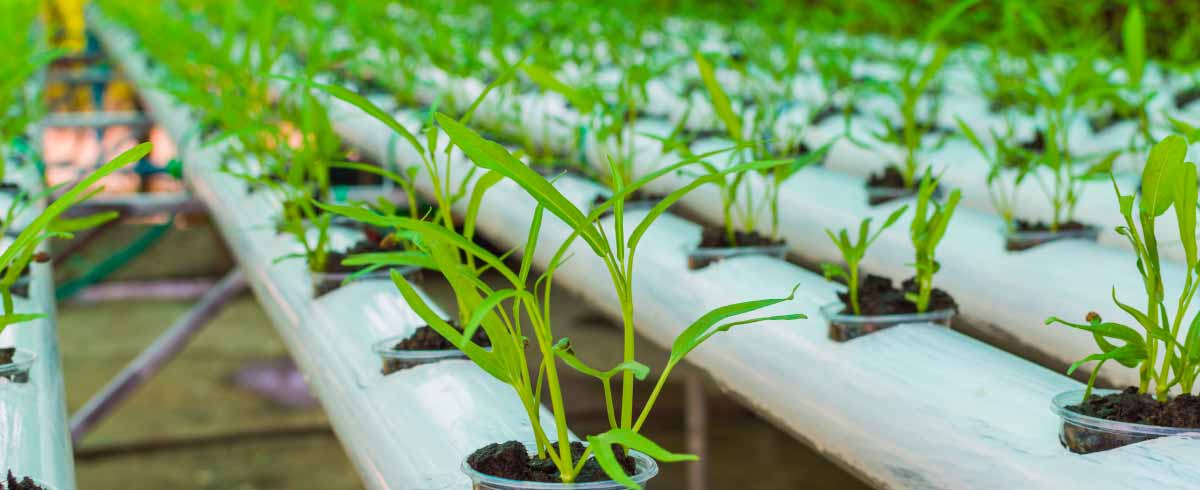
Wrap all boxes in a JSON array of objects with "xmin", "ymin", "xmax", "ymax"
[
  {"xmin": 666, "ymin": 285, "xmax": 804, "ymax": 370},
  {"xmin": 1176, "ymin": 162, "xmax": 1198, "ymax": 267},
  {"xmin": 1140, "ymin": 135, "xmax": 1187, "ymax": 216},
  {"xmin": 1123, "ymin": 2, "xmax": 1145, "ymax": 86},
  {"xmin": 275, "ymin": 75, "xmax": 424, "ymax": 154},
  {"xmin": 587, "ymin": 429, "xmax": 697, "ymax": 490},
  {"xmin": 693, "ymin": 51, "xmax": 741, "ymax": 142},
  {"xmin": 433, "ymin": 113, "xmax": 608, "ymax": 255}
]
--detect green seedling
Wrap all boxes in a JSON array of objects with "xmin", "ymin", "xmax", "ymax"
[
  {"xmin": 322, "ymin": 111, "xmax": 804, "ymax": 488},
  {"xmin": 822, "ymin": 206, "xmax": 909, "ymax": 315},
  {"xmin": 692, "ymin": 52, "xmax": 828, "ymax": 244},
  {"xmin": 1048, "ymin": 135, "xmax": 1200, "ymax": 401},
  {"xmin": 956, "ymin": 116, "xmax": 1034, "ymax": 233},
  {"xmin": 907, "ymin": 173, "xmax": 961, "ymax": 313},
  {"xmin": 0, "ymin": 144, "xmax": 150, "ymax": 333}
]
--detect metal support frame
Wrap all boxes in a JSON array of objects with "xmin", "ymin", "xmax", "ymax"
[{"xmin": 68, "ymin": 269, "xmax": 247, "ymax": 445}]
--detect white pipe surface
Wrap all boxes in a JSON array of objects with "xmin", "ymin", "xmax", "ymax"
[{"xmin": 0, "ymin": 160, "xmax": 76, "ymax": 490}]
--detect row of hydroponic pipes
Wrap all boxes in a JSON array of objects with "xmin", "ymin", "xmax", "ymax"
[{"xmin": 84, "ymin": 1, "xmax": 1200, "ymax": 489}]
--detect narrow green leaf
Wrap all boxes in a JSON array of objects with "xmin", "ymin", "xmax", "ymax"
[
  {"xmin": 1177, "ymin": 163, "xmax": 1198, "ymax": 266},
  {"xmin": 433, "ymin": 113, "xmax": 608, "ymax": 256},
  {"xmin": 390, "ymin": 269, "xmax": 505, "ymax": 378},
  {"xmin": 275, "ymin": 75, "xmax": 424, "ymax": 154},
  {"xmin": 1123, "ymin": 2, "xmax": 1146, "ymax": 86},
  {"xmin": 693, "ymin": 52, "xmax": 742, "ymax": 142},
  {"xmin": 48, "ymin": 211, "xmax": 120, "ymax": 234},
  {"xmin": 587, "ymin": 429, "xmax": 697, "ymax": 490},
  {"xmin": 667, "ymin": 285, "xmax": 804, "ymax": 368},
  {"xmin": 524, "ymin": 64, "xmax": 594, "ymax": 114}
]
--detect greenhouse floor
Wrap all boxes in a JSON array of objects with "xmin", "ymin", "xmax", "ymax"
[{"xmin": 54, "ymin": 224, "xmax": 866, "ymax": 490}]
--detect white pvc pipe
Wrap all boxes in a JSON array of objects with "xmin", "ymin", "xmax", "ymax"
[{"xmin": 0, "ymin": 166, "xmax": 76, "ymax": 490}]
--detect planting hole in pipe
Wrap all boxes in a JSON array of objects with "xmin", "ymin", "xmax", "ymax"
[
  {"xmin": 1003, "ymin": 221, "xmax": 1100, "ymax": 252},
  {"xmin": 373, "ymin": 322, "xmax": 491, "ymax": 375},
  {"xmin": 686, "ymin": 226, "xmax": 787, "ymax": 270},
  {"xmin": 0, "ymin": 348, "xmax": 35, "ymax": 384}
]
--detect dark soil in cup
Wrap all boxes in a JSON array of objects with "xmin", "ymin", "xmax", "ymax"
[
  {"xmin": 828, "ymin": 274, "xmax": 957, "ymax": 342},
  {"xmin": 688, "ymin": 226, "xmax": 786, "ymax": 270},
  {"xmin": 1175, "ymin": 86, "xmax": 1200, "ymax": 109},
  {"xmin": 467, "ymin": 441, "xmax": 636, "ymax": 484},
  {"xmin": 1005, "ymin": 220, "xmax": 1094, "ymax": 251},
  {"xmin": 865, "ymin": 166, "xmax": 918, "ymax": 205},
  {"xmin": 0, "ymin": 347, "xmax": 28, "ymax": 383},
  {"xmin": 381, "ymin": 325, "xmax": 491, "ymax": 374},
  {"xmin": 2, "ymin": 472, "xmax": 44, "ymax": 490},
  {"xmin": 1061, "ymin": 387, "xmax": 1200, "ymax": 453}
]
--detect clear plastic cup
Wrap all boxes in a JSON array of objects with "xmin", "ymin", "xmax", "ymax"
[
  {"xmin": 461, "ymin": 449, "xmax": 658, "ymax": 489},
  {"xmin": 371, "ymin": 336, "xmax": 469, "ymax": 375},
  {"xmin": 1051, "ymin": 389, "xmax": 1200, "ymax": 454},
  {"xmin": 0, "ymin": 348, "xmax": 36, "ymax": 384},
  {"xmin": 820, "ymin": 302, "xmax": 955, "ymax": 342},
  {"xmin": 1004, "ymin": 226, "xmax": 1100, "ymax": 252},
  {"xmin": 865, "ymin": 183, "xmax": 942, "ymax": 206},
  {"xmin": 686, "ymin": 242, "xmax": 788, "ymax": 270}
]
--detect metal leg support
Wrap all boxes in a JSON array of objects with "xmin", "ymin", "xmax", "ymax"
[{"xmin": 68, "ymin": 269, "xmax": 247, "ymax": 445}]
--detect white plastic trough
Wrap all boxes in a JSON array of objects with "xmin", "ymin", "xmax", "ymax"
[
  {"xmin": 0, "ymin": 143, "xmax": 76, "ymax": 488},
  {"xmin": 326, "ymin": 88, "xmax": 1200, "ymax": 489},
  {"xmin": 316, "ymin": 43, "xmax": 1171, "ymax": 390},
  {"xmin": 344, "ymin": 40, "xmax": 1199, "ymax": 389},
  {"xmin": 91, "ymin": 10, "xmax": 561, "ymax": 490}
]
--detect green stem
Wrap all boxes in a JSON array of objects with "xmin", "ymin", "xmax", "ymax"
[{"xmin": 848, "ymin": 263, "xmax": 861, "ymax": 316}]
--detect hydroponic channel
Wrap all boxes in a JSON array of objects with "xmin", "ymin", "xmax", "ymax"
[{"xmin": 5, "ymin": 1, "xmax": 1200, "ymax": 489}]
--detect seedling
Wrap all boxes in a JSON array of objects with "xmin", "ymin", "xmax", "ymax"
[
  {"xmin": 1047, "ymin": 135, "xmax": 1200, "ymax": 401},
  {"xmin": 323, "ymin": 111, "xmax": 804, "ymax": 488},
  {"xmin": 0, "ymin": 144, "xmax": 149, "ymax": 335},
  {"xmin": 822, "ymin": 206, "xmax": 908, "ymax": 315},
  {"xmin": 692, "ymin": 52, "xmax": 828, "ymax": 244},
  {"xmin": 1030, "ymin": 114, "xmax": 1114, "ymax": 233},
  {"xmin": 872, "ymin": 0, "xmax": 980, "ymax": 189},
  {"xmin": 955, "ymin": 116, "xmax": 1034, "ymax": 233},
  {"xmin": 907, "ymin": 173, "xmax": 962, "ymax": 313}
]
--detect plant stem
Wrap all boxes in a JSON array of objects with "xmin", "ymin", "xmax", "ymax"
[{"xmin": 849, "ymin": 262, "xmax": 861, "ymax": 316}]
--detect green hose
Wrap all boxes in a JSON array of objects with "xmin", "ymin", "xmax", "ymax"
[{"xmin": 55, "ymin": 214, "xmax": 176, "ymax": 300}]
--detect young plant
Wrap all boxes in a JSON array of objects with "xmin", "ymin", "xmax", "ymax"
[
  {"xmin": 0, "ymin": 144, "xmax": 149, "ymax": 333},
  {"xmin": 1047, "ymin": 135, "xmax": 1200, "ymax": 401},
  {"xmin": 873, "ymin": 0, "xmax": 979, "ymax": 189},
  {"xmin": 955, "ymin": 116, "xmax": 1035, "ymax": 233},
  {"xmin": 691, "ymin": 52, "xmax": 828, "ymax": 244},
  {"xmin": 907, "ymin": 174, "xmax": 962, "ymax": 313},
  {"xmin": 322, "ymin": 112, "xmax": 804, "ymax": 487},
  {"xmin": 822, "ymin": 206, "xmax": 909, "ymax": 315},
  {"xmin": 1030, "ymin": 115, "xmax": 1115, "ymax": 232}
]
